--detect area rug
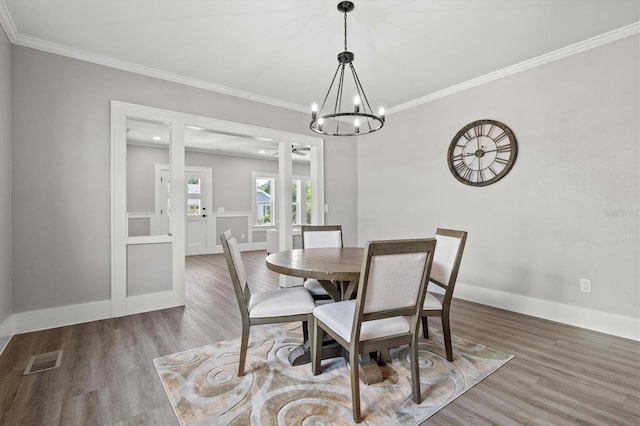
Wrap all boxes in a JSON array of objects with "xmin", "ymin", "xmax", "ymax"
[{"xmin": 154, "ymin": 323, "xmax": 513, "ymax": 425}]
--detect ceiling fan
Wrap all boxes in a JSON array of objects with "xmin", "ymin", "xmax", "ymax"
[{"xmin": 263, "ymin": 146, "xmax": 312, "ymax": 156}]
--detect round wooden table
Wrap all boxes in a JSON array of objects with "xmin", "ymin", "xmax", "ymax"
[
  {"xmin": 266, "ymin": 247, "xmax": 363, "ymax": 301},
  {"xmin": 266, "ymin": 246, "xmax": 383, "ymax": 384}
]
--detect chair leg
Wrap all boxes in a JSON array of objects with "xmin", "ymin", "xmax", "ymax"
[
  {"xmin": 422, "ymin": 316, "xmax": 429, "ymax": 338},
  {"xmin": 302, "ymin": 320, "xmax": 309, "ymax": 342},
  {"xmin": 442, "ymin": 312, "xmax": 453, "ymax": 361},
  {"xmin": 238, "ymin": 331, "xmax": 249, "ymax": 376},
  {"xmin": 410, "ymin": 336, "xmax": 422, "ymax": 404},
  {"xmin": 311, "ymin": 317, "xmax": 323, "ymax": 376},
  {"xmin": 349, "ymin": 349, "xmax": 362, "ymax": 423}
]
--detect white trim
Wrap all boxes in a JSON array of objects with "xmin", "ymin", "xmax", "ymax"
[
  {"xmin": 210, "ymin": 241, "xmax": 266, "ymax": 255},
  {"xmin": 12, "ymin": 300, "xmax": 111, "ymax": 335},
  {"xmin": 389, "ymin": 22, "xmax": 640, "ymax": 114},
  {"xmin": 112, "ymin": 101, "xmax": 323, "ymax": 319},
  {"xmin": 455, "ymin": 282, "xmax": 639, "ymax": 341},
  {"xmin": 4, "ymin": 30, "xmax": 307, "ymax": 113},
  {"xmin": 0, "ymin": 314, "xmax": 13, "ymax": 355},
  {"xmin": 125, "ymin": 291, "xmax": 184, "ymax": 316},
  {"xmin": 0, "ymin": 5, "xmax": 635, "ymax": 115},
  {"xmin": 0, "ymin": 0, "xmax": 17, "ymax": 43},
  {"xmin": 3, "ymin": 280, "xmax": 636, "ymax": 345}
]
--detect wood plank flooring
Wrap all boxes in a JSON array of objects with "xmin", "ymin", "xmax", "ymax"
[{"xmin": 1, "ymin": 251, "xmax": 638, "ymax": 425}]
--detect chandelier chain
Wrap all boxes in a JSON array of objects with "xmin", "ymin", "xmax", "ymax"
[{"xmin": 344, "ymin": 11, "xmax": 348, "ymax": 52}]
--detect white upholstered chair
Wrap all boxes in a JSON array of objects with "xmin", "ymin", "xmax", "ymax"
[
  {"xmin": 220, "ymin": 230, "xmax": 316, "ymax": 376},
  {"xmin": 421, "ymin": 228, "xmax": 467, "ymax": 362},
  {"xmin": 312, "ymin": 238, "xmax": 437, "ymax": 423},
  {"xmin": 301, "ymin": 225, "xmax": 343, "ymax": 299}
]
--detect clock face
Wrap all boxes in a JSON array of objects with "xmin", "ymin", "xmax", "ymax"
[{"xmin": 447, "ymin": 119, "xmax": 518, "ymax": 186}]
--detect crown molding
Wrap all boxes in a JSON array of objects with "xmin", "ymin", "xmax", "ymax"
[
  {"xmin": 0, "ymin": 0, "xmax": 17, "ymax": 42},
  {"xmin": 389, "ymin": 22, "xmax": 640, "ymax": 114},
  {"xmin": 0, "ymin": 1, "xmax": 637, "ymax": 116},
  {"xmin": 13, "ymin": 33, "xmax": 309, "ymax": 113}
]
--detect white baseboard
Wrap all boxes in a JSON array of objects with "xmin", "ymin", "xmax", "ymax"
[
  {"xmin": 455, "ymin": 282, "xmax": 639, "ymax": 341},
  {"xmin": 209, "ymin": 242, "xmax": 266, "ymax": 255},
  {"xmin": 12, "ymin": 299, "xmax": 111, "ymax": 335},
  {"xmin": 0, "ymin": 314, "xmax": 13, "ymax": 355},
  {"xmin": 4, "ymin": 280, "xmax": 636, "ymax": 348}
]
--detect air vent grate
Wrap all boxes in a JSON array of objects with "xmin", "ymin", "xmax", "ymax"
[{"xmin": 23, "ymin": 350, "xmax": 63, "ymax": 375}]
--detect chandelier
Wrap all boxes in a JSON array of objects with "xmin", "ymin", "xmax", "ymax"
[{"xmin": 310, "ymin": 1, "xmax": 385, "ymax": 136}]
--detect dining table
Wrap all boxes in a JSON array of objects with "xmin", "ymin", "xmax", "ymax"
[
  {"xmin": 265, "ymin": 247, "xmax": 363, "ymax": 302},
  {"xmin": 266, "ymin": 246, "xmax": 385, "ymax": 384}
]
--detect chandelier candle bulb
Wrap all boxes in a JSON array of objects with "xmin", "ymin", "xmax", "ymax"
[
  {"xmin": 311, "ymin": 103, "xmax": 318, "ymax": 120},
  {"xmin": 354, "ymin": 96, "xmax": 361, "ymax": 113},
  {"xmin": 354, "ymin": 119, "xmax": 360, "ymax": 133},
  {"xmin": 379, "ymin": 107, "xmax": 385, "ymax": 122}
]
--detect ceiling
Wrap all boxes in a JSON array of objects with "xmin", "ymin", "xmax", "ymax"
[
  {"xmin": 1, "ymin": 1, "xmax": 638, "ymax": 113},
  {"xmin": 1, "ymin": 1, "xmax": 638, "ymax": 157}
]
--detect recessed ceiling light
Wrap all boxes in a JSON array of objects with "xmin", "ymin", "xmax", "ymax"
[
  {"xmin": 153, "ymin": 136, "xmax": 161, "ymax": 141},
  {"xmin": 259, "ymin": 150, "xmax": 266, "ymax": 154}
]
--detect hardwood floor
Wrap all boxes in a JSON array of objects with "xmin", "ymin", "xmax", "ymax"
[{"xmin": 1, "ymin": 251, "xmax": 638, "ymax": 425}]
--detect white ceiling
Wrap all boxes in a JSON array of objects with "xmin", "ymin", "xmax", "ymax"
[{"xmin": 1, "ymin": 0, "xmax": 638, "ymax": 114}]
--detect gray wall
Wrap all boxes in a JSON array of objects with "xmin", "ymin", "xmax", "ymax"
[
  {"xmin": 185, "ymin": 150, "xmax": 310, "ymax": 213},
  {"xmin": 0, "ymin": 26, "xmax": 12, "ymax": 338},
  {"xmin": 11, "ymin": 45, "xmax": 357, "ymax": 313},
  {"xmin": 358, "ymin": 36, "xmax": 639, "ymax": 320},
  {"xmin": 126, "ymin": 144, "xmax": 311, "ymax": 221}
]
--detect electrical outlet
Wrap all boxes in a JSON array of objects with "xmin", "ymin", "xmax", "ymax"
[{"xmin": 580, "ymin": 278, "xmax": 592, "ymax": 293}]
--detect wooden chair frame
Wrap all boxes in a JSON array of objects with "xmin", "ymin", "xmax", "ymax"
[
  {"xmin": 421, "ymin": 228, "xmax": 467, "ymax": 362},
  {"xmin": 220, "ymin": 230, "xmax": 313, "ymax": 376},
  {"xmin": 301, "ymin": 225, "xmax": 344, "ymax": 248},
  {"xmin": 301, "ymin": 225, "xmax": 343, "ymax": 300},
  {"xmin": 312, "ymin": 238, "xmax": 436, "ymax": 423}
]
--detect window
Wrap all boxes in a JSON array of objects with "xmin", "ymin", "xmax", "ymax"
[
  {"xmin": 253, "ymin": 174, "xmax": 311, "ymax": 226},
  {"xmin": 187, "ymin": 177, "xmax": 201, "ymax": 216},
  {"xmin": 291, "ymin": 178, "xmax": 312, "ymax": 225},
  {"xmin": 255, "ymin": 176, "xmax": 274, "ymax": 225}
]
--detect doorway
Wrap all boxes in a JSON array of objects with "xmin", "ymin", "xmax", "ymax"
[
  {"xmin": 158, "ymin": 166, "xmax": 213, "ymax": 256},
  {"xmin": 111, "ymin": 100, "xmax": 324, "ymax": 318}
]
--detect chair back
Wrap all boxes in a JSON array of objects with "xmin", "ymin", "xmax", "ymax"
[
  {"xmin": 430, "ymin": 229, "xmax": 467, "ymax": 300},
  {"xmin": 301, "ymin": 225, "xmax": 343, "ymax": 248},
  {"xmin": 354, "ymin": 238, "xmax": 436, "ymax": 336},
  {"xmin": 220, "ymin": 230, "xmax": 251, "ymax": 320}
]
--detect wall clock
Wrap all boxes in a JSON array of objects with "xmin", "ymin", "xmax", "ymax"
[{"xmin": 447, "ymin": 119, "xmax": 518, "ymax": 187}]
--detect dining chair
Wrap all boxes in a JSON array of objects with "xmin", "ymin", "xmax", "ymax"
[
  {"xmin": 311, "ymin": 238, "xmax": 436, "ymax": 423},
  {"xmin": 301, "ymin": 225, "xmax": 343, "ymax": 299},
  {"xmin": 220, "ymin": 230, "xmax": 316, "ymax": 376},
  {"xmin": 421, "ymin": 228, "xmax": 468, "ymax": 362}
]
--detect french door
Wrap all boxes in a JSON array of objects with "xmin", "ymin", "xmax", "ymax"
[{"xmin": 159, "ymin": 167, "xmax": 213, "ymax": 256}]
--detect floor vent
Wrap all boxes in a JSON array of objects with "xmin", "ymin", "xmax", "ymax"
[{"xmin": 23, "ymin": 350, "xmax": 63, "ymax": 375}]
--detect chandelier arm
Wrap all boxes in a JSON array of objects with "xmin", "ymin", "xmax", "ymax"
[
  {"xmin": 349, "ymin": 64, "xmax": 375, "ymax": 115},
  {"xmin": 349, "ymin": 64, "xmax": 374, "ymax": 132},
  {"xmin": 319, "ymin": 64, "xmax": 343, "ymax": 114},
  {"xmin": 335, "ymin": 63, "xmax": 347, "ymax": 134}
]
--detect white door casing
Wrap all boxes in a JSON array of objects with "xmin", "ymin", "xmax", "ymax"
[{"xmin": 111, "ymin": 100, "xmax": 324, "ymax": 317}]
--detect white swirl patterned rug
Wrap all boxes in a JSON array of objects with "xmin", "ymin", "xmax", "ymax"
[{"xmin": 154, "ymin": 323, "xmax": 513, "ymax": 425}]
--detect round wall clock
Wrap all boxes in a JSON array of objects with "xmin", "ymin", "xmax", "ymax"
[{"xmin": 447, "ymin": 119, "xmax": 518, "ymax": 187}]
